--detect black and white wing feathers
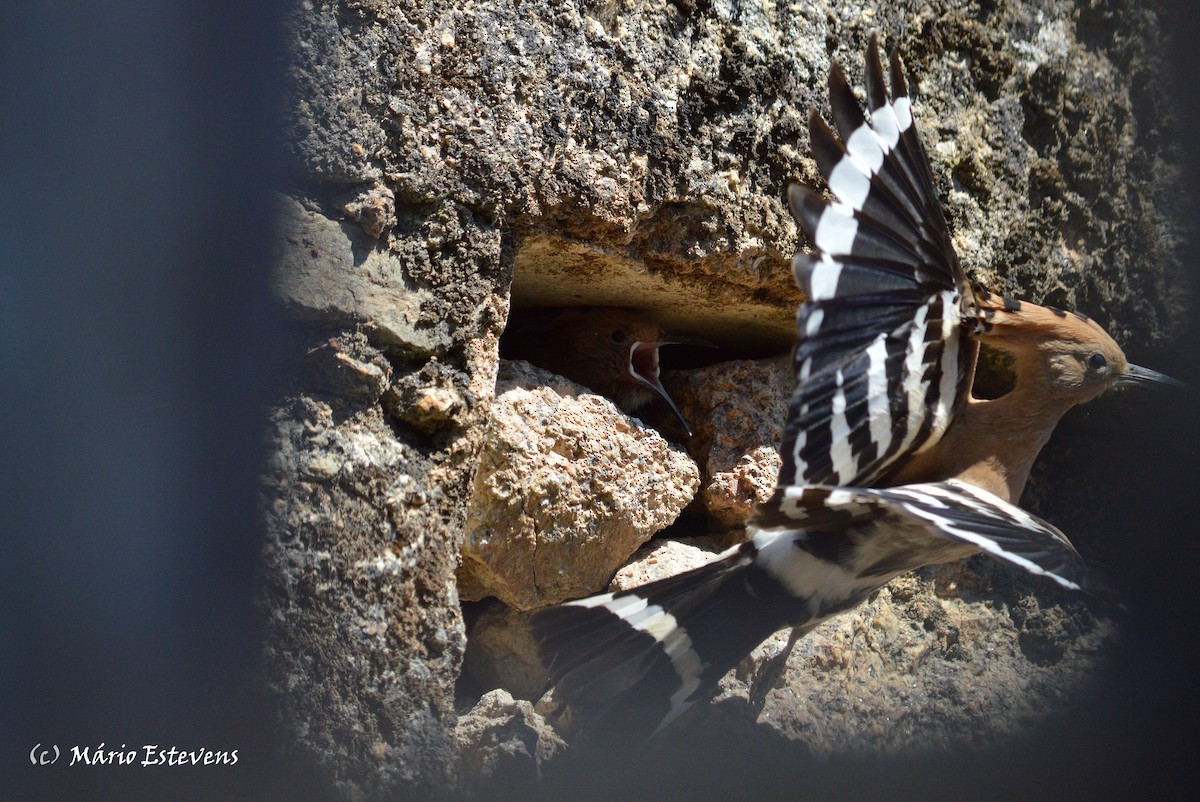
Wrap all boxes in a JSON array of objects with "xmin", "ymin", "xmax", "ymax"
[
  {"xmin": 752, "ymin": 480, "xmax": 1090, "ymax": 594},
  {"xmin": 781, "ymin": 35, "xmax": 978, "ymax": 490},
  {"xmin": 533, "ymin": 478, "xmax": 1095, "ymax": 741},
  {"xmin": 532, "ymin": 542, "xmax": 807, "ymax": 741}
]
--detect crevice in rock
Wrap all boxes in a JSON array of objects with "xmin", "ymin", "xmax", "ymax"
[{"xmin": 506, "ymin": 229, "xmax": 798, "ymax": 353}]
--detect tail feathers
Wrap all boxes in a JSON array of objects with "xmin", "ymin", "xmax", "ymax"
[{"xmin": 531, "ymin": 542, "xmax": 810, "ymax": 740}]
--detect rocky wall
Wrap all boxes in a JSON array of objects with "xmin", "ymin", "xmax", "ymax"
[{"xmin": 265, "ymin": 0, "xmax": 1187, "ymax": 796}]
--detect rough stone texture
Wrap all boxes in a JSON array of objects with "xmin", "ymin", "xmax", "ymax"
[
  {"xmin": 669, "ymin": 356, "xmax": 794, "ymax": 529},
  {"xmin": 303, "ymin": 333, "xmax": 395, "ymax": 403},
  {"xmin": 460, "ymin": 359, "xmax": 701, "ymax": 609},
  {"xmin": 264, "ymin": 204, "xmax": 505, "ymax": 796},
  {"xmin": 381, "ymin": 354, "xmax": 477, "ymax": 434},
  {"xmin": 462, "ymin": 604, "xmax": 547, "ymax": 701},
  {"xmin": 700, "ymin": 560, "xmax": 1114, "ymax": 755},
  {"xmin": 339, "ymin": 181, "xmax": 398, "ymax": 240},
  {"xmin": 272, "ymin": 0, "xmax": 1187, "ymax": 795},
  {"xmin": 452, "ymin": 689, "xmax": 565, "ymax": 793},
  {"xmin": 272, "ymin": 194, "xmax": 460, "ymax": 356},
  {"xmin": 284, "ymin": 0, "xmax": 1184, "ymax": 354},
  {"xmin": 284, "ymin": 0, "xmax": 823, "ymax": 353},
  {"xmin": 262, "ymin": 391, "xmax": 465, "ymax": 797},
  {"xmin": 269, "ymin": 6, "xmax": 514, "ymax": 788},
  {"xmin": 609, "ymin": 537, "xmax": 725, "ymax": 591}
]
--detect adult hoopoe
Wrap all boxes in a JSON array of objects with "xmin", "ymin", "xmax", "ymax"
[
  {"xmin": 502, "ymin": 307, "xmax": 708, "ymax": 435},
  {"xmin": 530, "ymin": 35, "xmax": 1180, "ymax": 741}
]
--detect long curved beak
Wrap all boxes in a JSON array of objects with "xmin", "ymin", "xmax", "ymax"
[
  {"xmin": 628, "ymin": 340, "xmax": 703, "ymax": 436},
  {"xmin": 1120, "ymin": 363, "xmax": 1185, "ymax": 389}
]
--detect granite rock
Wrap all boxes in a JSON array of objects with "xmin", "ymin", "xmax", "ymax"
[
  {"xmin": 261, "ymin": 394, "xmax": 466, "ymax": 797},
  {"xmin": 462, "ymin": 605, "xmax": 546, "ymax": 702},
  {"xmin": 459, "ymin": 359, "xmax": 701, "ymax": 609},
  {"xmin": 609, "ymin": 537, "xmax": 725, "ymax": 591},
  {"xmin": 699, "ymin": 561, "xmax": 1114, "ymax": 756},
  {"xmin": 453, "ymin": 689, "xmax": 565, "ymax": 793},
  {"xmin": 271, "ymin": 194, "xmax": 458, "ymax": 356},
  {"xmin": 668, "ymin": 356, "xmax": 794, "ymax": 529}
]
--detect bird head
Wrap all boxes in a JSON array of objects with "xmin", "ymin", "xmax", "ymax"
[
  {"xmin": 975, "ymin": 294, "xmax": 1181, "ymax": 404},
  {"xmin": 506, "ymin": 308, "xmax": 712, "ymax": 435}
]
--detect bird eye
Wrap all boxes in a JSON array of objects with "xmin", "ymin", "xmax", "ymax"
[
  {"xmin": 1087, "ymin": 352, "xmax": 1107, "ymax": 370},
  {"xmin": 611, "ymin": 329, "xmax": 627, "ymax": 343}
]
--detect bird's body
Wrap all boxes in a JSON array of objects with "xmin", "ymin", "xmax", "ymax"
[{"xmin": 531, "ymin": 35, "xmax": 1179, "ymax": 741}]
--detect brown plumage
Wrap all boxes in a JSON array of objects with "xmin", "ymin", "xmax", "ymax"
[
  {"xmin": 501, "ymin": 308, "xmax": 708, "ymax": 435},
  {"xmin": 890, "ymin": 289, "xmax": 1181, "ymax": 502}
]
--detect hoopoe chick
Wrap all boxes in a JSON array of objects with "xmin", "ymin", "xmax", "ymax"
[{"xmin": 502, "ymin": 307, "xmax": 708, "ymax": 435}]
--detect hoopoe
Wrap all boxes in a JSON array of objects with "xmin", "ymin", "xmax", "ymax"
[
  {"xmin": 502, "ymin": 307, "xmax": 709, "ymax": 435},
  {"xmin": 530, "ymin": 35, "xmax": 1180, "ymax": 741}
]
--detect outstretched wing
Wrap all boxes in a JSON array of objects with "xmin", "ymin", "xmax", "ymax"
[
  {"xmin": 780, "ymin": 34, "xmax": 979, "ymax": 489},
  {"xmin": 531, "ymin": 542, "xmax": 802, "ymax": 741},
  {"xmin": 752, "ymin": 480, "xmax": 1092, "ymax": 594},
  {"xmin": 533, "ymin": 477, "xmax": 1097, "ymax": 741}
]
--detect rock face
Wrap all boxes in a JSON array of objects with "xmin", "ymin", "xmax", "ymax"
[
  {"xmin": 459, "ymin": 359, "xmax": 700, "ymax": 609},
  {"xmin": 260, "ymin": 333, "xmax": 483, "ymax": 797},
  {"xmin": 452, "ymin": 689, "xmax": 564, "ymax": 793},
  {"xmin": 668, "ymin": 357, "xmax": 794, "ymax": 529},
  {"xmin": 710, "ymin": 562, "xmax": 1113, "ymax": 755},
  {"xmin": 609, "ymin": 537, "xmax": 725, "ymax": 592},
  {"xmin": 268, "ymin": 0, "xmax": 1186, "ymax": 797},
  {"xmin": 461, "ymin": 604, "xmax": 547, "ymax": 701}
]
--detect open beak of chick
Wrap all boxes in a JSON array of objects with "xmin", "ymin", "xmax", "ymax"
[
  {"xmin": 1119, "ymin": 363, "xmax": 1185, "ymax": 390},
  {"xmin": 626, "ymin": 334, "xmax": 715, "ymax": 436}
]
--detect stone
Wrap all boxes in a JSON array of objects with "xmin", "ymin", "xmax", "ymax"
[
  {"xmin": 261, "ymin": 398, "xmax": 466, "ymax": 795},
  {"xmin": 339, "ymin": 181, "xmax": 397, "ymax": 239},
  {"xmin": 462, "ymin": 604, "xmax": 547, "ymax": 702},
  {"xmin": 695, "ymin": 561, "xmax": 1114, "ymax": 756},
  {"xmin": 667, "ymin": 357, "xmax": 794, "ymax": 529},
  {"xmin": 303, "ymin": 332, "xmax": 392, "ymax": 404},
  {"xmin": 382, "ymin": 356, "xmax": 474, "ymax": 434},
  {"xmin": 271, "ymin": 193, "xmax": 456, "ymax": 355},
  {"xmin": 453, "ymin": 689, "xmax": 565, "ymax": 793},
  {"xmin": 608, "ymin": 537, "xmax": 724, "ymax": 592},
  {"xmin": 460, "ymin": 359, "xmax": 701, "ymax": 609}
]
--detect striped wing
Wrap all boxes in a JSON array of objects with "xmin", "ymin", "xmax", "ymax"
[
  {"xmin": 531, "ymin": 542, "xmax": 807, "ymax": 740},
  {"xmin": 779, "ymin": 35, "xmax": 978, "ymax": 489},
  {"xmin": 752, "ymin": 480, "xmax": 1091, "ymax": 594},
  {"xmin": 533, "ymin": 477, "xmax": 1097, "ymax": 741}
]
